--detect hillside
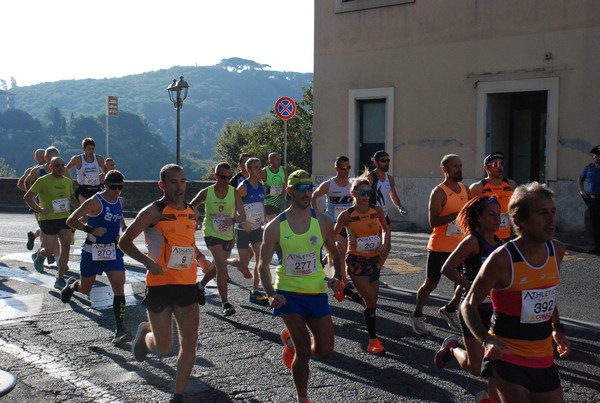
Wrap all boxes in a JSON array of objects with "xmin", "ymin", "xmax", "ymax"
[{"xmin": 10, "ymin": 59, "xmax": 313, "ymax": 161}]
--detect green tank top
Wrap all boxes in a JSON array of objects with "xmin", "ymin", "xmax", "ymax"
[
  {"xmin": 203, "ymin": 184, "xmax": 235, "ymax": 240},
  {"xmin": 264, "ymin": 167, "xmax": 285, "ymax": 208},
  {"xmin": 274, "ymin": 209, "xmax": 326, "ymax": 294}
]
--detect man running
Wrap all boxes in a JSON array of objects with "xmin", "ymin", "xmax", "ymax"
[
  {"xmin": 469, "ymin": 152, "xmax": 517, "ymax": 241},
  {"xmin": 258, "ymin": 169, "xmax": 342, "ymax": 403},
  {"xmin": 263, "ymin": 152, "xmax": 288, "ymax": 222},
  {"xmin": 191, "ymin": 162, "xmax": 245, "ymax": 316},
  {"xmin": 410, "ymin": 154, "xmax": 469, "ymax": 335},
  {"xmin": 66, "ymin": 137, "xmax": 107, "ymax": 204},
  {"xmin": 62, "ymin": 170, "xmax": 131, "ymax": 345},
  {"xmin": 17, "ymin": 148, "xmax": 48, "ymax": 251},
  {"xmin": 118, "ymin": 164, "xmax": 200, "ymax": 403},
  {"xmin": 227, "ymin": 157, "xmax": 270, "ymax": 304},
  {"xmin": 462, "ymin": 182, "xmax": 570, "ymax": 402},
  {"xmin": 23, "ymin": 156, "xmax": 76, "ymax": 288},
  {"xmin": 230, "ymin": 153, "xmax": 251, "ymax": 188}
]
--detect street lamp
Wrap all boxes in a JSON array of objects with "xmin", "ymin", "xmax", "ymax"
[{"xmin": 166, "ymin": 76, "xmax": 189, "ymax": 165}]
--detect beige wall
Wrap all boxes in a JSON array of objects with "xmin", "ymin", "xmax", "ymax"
[{"xmin": 313, "ymin": 0, "xmax": 600, "ymax": 231}]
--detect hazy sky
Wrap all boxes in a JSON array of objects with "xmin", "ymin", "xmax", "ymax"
[{"xmin": 1, "ymin": 0, "xmax": 314, "ymax": 87}]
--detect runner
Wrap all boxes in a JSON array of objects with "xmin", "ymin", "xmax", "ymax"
[
  {"xmin": 118, "ymin": 164, "xmax": 201, "ymax": 403},
  {"xmin": 17, "ymin": 148, "xmax": 47, "ymax": 251},
  {"xmin": 462, "ymin": 182, "xmax": 571, "ymax": 403},
  {"xmin": 334, "ymin": 176, "xmax": 390, "ymax": 354},
  {"xmin": 263, "ymin": 152, "xmax": 288, "ymax": 221},
  {"xmin": 23, "ymin": 156, "xmax": 76, "ymax": 288},
  {"xmin": 191, "ymin": 162, "xmax": 246, "ymax": 316},
  {"xmin": 434, "ymin": 196, "xmax": 502, "ymax": 401},
  {"xmin": 469, "ymin": 152, "xmax": 517, "ymax": 241},
  {"xmin": 258, "ymin": 169, "xmax": 342, "ymax": 403},
  {"xmin": 66, "ymin": 137, "xmax": 107, "ymax": 204},
  {"xmin": 229, "ymin": 153, "xmax": 251, "ymax": 188},
  {"xmin": 62, "ymin": 170, "xmax": 131, "ymax": 344},
  {"xmin": 226, "ymin": 157, "xmax": 270, "ymax": 305},
  {"xmin": 410, "ymin": 154, "xmax": 469, "ymax": 335}
]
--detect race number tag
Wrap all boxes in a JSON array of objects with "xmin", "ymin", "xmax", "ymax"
[
  {"xmin": 167, "ymin": 246, "xmax": 194, "ymax": 270},
  {"xmin": 446, "ymin": 220, "xmax": 463, "ymax": 237},
  {"xmin": 520, "ymin": 285, "xmax": 557, "ymax": 324},
  {"xmin": 285, "ymin": 252, "xmax": 317, "ymax": 276},
  {"xmin": 84, "ymin": 176, "xmax": 100, "ymax": 186},
  {"xmin": 245, "ymin": 203, "xmax": 264, "ymax": 227},
  {"xmin": 212, "ymin": 216, "xmax": 232, "ymax": 233},
  {"xmin": 356, "ymin": 235, "xmax": 381, "ymax": 253},
  {"xmin": 52, "ymin": 198, "xmax": 70, "ymax": 213},
  {"xmin": 269, "ymin": 185, "xmax": 283, "ymax": 197},
  {"xmin": 500, "ymin": 213, "xmax": 510, "ymax": 229},
  {"xmin": 91, "ymin": 243, "xmax": 116, "ymax": 261}
]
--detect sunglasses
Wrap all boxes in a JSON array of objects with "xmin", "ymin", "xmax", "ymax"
[
  {"xmin": 338, "ymin": 166, "xmax": 351, "ymax": 171},
  {"xmin": 487, "ymin": 161, "xmax": 504, "ymax": 168},
  {"xmin": 294, "ymin": 184, "xmax": 314, "ymax": 193},
  {"xmin": 355, "ymin": 189, "xmax": 374, "ymax": 197},
  {"xmin": 107, "ymin": 184, "xmax": 124, "ymax": 190},
  {"xmin": 217, "ymin": 174, "xmax": 232, "ymax": 180},
  {"xmin": 377, "ymin": 158, "xmax": 390, "ymax": 163}
]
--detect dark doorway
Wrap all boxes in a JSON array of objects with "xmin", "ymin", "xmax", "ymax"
[{"xmin": 357, "ymin": 99, "xmax": 386, "ymax": 175}]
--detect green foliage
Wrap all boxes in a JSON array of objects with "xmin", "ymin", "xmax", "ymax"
[
  {"xmin": 213, "ymin": 85, "xmax": 313, "ymax": 174},
  {"xmin": 0, "ymin": 157, "xmax": 16, "ymax": 177}
]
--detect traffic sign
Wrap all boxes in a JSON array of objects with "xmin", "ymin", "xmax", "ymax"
[
  {"xmin": 106, "ymin": 96, "xmax": 118, "ymax": 116},
  {"xmin": 275, "ymin": 96, "xmax": 296, "ymax": 120}
]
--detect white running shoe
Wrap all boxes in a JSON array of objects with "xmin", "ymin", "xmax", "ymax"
[
  {"xmin": 409, "ymin": 312, "xmax": 429, "ymax": 335},
  {"xmin": 439, "ymin": 306, "xmax": 461, "ymax": 331}
]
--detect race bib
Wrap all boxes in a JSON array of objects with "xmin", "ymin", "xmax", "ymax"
[
  {"xmin": 446, "ymin": 220, "xmax": 463, "ymax": 237},
  {"xmin": 84, "ymin": 176, "xmax": 100, "ymax": 186},
  {"xmin": 52, "ymin": 198, "xmax": 69, "ymax": 213},
  {"xmin": 520, "ymin": 285, "xmax": 557, "ymax": 324},
  {"xmin": 356, "ymin": 235, "xmax": 381, "ymax": 253},
  {"xmin": 166, "ymin": 246, "xmax": 194, "ymax": 270},
  {"xmin": 245, "ymin": 203, "xmax": 264, "ymax": 227},
  {"xmin": 91, "ymin": 243, "xmax": 116, "ymax": 261},
  {"xmin": 500, "ymin": 213, "xmax": 510, "ymax": 229},
  {"xmin": 212, "ymin": 216, "xmax": 232, "ymax": 234},
  {"xmin": 285, "ymin": 251, "xmax": 317, "ymax": 276},
  {"xmin": 269, "ymin": 185, "xmax": 283, "ymax": 197}
]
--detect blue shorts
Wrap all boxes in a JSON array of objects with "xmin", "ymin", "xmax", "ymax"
[
  {"xmin": 272, "ymin": 290, "xmax": 331, "ymax": 319},
  {"xmin": 80, "ymin": 249, "xmax": 125, "ymax": 277}
]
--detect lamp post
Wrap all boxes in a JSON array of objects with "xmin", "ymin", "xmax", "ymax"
[{"xmin": 166, "ymin": 76, "xmax": 189, "ymax": 165}]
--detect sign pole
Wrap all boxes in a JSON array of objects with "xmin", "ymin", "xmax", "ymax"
[
  {"xmin": 283, "ymin": 120, "xmax": 288, "ymax": 172},
  {"xmin": 106, "ymin": 113, "xmax": 109, "ymax": 157}
]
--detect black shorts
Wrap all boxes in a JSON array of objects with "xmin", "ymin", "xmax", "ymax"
[
  {"xmin": 481, "ymin": 359, "xmax": 561, "ymax": 393},
  {"xmin": 204, "ymin": 236, "xmax": 234, "ymax": 252},
  {"xmin": 426, "ymin": 250, "xmax": 462, "ymax": 281},
  {"xmin": 235, "ymin": 227, "xmax": 263, "ymax": 249},
  {"xmin": 459, "ymin": 301, "xmax": 493, "ymax": 338},
  {"xmin": 77, "ymin": 184, "xmax": 102, "ymax": 199},
  {"xmin": 338, "ymin": 227, "xmax": 348, "ymax": 238},
  {"xmin": 39, "ymin": 218, "xmax": 70, "ymax": 236},
  {"xmin": 264, "ymin": 204, "xmax": 280, "ymax": 216},
  {"xmin": 142, "ymin": 284, "xmax": 198, "ymax": 313}
]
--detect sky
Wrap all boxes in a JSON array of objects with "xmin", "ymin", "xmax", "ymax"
[{"xmin": 1, "ymin": 0, "xmax": 314, "ymax": 88}]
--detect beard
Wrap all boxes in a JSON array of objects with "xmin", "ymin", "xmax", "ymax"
[{"xmin": 453, "ymin": 172, "xmax": 463, "ymax": 182}]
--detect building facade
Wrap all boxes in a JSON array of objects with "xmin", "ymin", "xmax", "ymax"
[
  {"xmin": 0, "ymin": 90, "xmax": 16, "ymax": 114},
  {"xmin": 313, "ymin": 0, "xmax": 600, "ymax": 231}
]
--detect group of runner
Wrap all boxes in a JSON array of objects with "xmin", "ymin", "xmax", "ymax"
[{"xmin": 17, "ymin": 142, "xmax": 571, "ymax": 403}]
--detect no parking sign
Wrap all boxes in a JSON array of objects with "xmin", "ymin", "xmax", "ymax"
[{"xmin": 275, "ymin": 97, "xmax": 296, "ymax": 120}]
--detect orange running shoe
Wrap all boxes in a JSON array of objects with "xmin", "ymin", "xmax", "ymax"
[
  {"xmin": 280, "ymin": 328, "xmax": 295, "ymax": 369},
  {"xmin": 367, "ymin": 338, "xmax": 386, "ymax": 355}
]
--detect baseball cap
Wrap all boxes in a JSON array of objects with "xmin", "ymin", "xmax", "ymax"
[
  {"xmin": 484, "ymin": 152, "xmax": 504, "ymax": 166},
  {"xmin": 590, "ymin": 145, "xmax": 600, "ymax": 155},
  {"xmin": 372, "ymin": 150, "xmax": 389, "ymax": 161},
  {"xmin": 287, "ymin": 170, "xmax": 312, "ymax": 187}
]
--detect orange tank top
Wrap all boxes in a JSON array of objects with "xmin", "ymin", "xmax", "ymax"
[
  {"xmin": 144, "ymin": 201, "xmax": 198, "ymax": 286},
  {"xmin": 481, "ymin": 178, "xmax": 513, "ymax": 239},
  {"xmin": 346, "ymin": 205, "xmax": 382, "ymax": 257},
  {"xmin": 427, "ymin": 182, "xmax": 468, "ymax": 252}
]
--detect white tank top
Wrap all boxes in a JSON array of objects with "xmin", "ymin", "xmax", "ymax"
[
  {"xmin": 76, "ymin": 153, "xmax": 101, "ymax": 186},
  {"xmin": 375, "ymin": 173, "xmax": 392, "ymax": 217}
]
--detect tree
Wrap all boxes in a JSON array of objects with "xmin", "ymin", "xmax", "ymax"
[{"xmin": 0, "ymin": 157, "xmax": 16, "ymax": 177}]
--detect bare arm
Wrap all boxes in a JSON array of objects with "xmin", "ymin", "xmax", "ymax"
[
  {"xmin": 118, "ymin": 204, "xmax": 164, "ymax": 275},
  {"xmin": 318, "ymin": 213, "xmax": 342, "ymax": 291},
  {"xmin": 233, "ymin": 188, "xmax": 246, "ymax": 223},
  {"xmin": 66, "ymin": 197, "xmax": 106, "ymax": 237},
  {"xmin": 468, "ymin": 181, "xmax": 484, "ymax": 199},
  {"xmin": 387, "ymin": 176, "xmax": 403, "ymax": 210},
  {"xmin": 429, "ymin": 186, "xmax": 457, "ymax": 227},
  {"xmin": 310, "ymin": 180, "xmax": 329, "ymax": 210},
  {"xmin": 440, "ymin": 235, "xmax": 478, "ymax": 289},
  {"xmin": 17, "ymin": 167, "xmax": 33, "ymax": 192},
  {"xmin": 258, "ymin": 218, "xmax": 287, "ymax": 308},
  {"xmin": 24, "ymin": 167, "xmax": 40, "ymax": 190},
  {"xmin": 190, "ymin": 187, "xmax": 208, "ymax": 208},
  {"xmin": 376, "ymin": 206, "xmax": 391, "ymax": 262},
  {"xmin": 23, "ymin": 188, "xmax": 46, "ymax": 214}
]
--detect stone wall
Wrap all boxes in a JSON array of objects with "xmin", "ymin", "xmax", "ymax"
[{"xmin": 0, "ymin": 178, "xmax": 211, "ymax": 216}]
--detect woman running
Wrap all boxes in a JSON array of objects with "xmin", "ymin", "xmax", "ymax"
[{"xmin": 334, "ymin": 176, "xmax": 390, "ymax": 354}]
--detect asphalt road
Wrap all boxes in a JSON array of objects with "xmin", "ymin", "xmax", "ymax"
[{"xmin": 0, "ymin": 212, "xmax": 598, "ymax": 402}]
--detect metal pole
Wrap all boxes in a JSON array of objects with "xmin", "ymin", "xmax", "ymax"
[
  {"xmin": 106, "ymin": 114, "xmax": 109, "ymax": 157},
  {"xmin": 283, "ymin": 120, "xmax": 288, "ymax": 170},
  {"xmin": 176, "ymin": 94, "xmax": 181, "ymax": 165}
]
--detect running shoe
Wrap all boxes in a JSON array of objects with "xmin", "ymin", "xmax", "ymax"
[
  {"xmin": 343, "ymin": 284, "xmax": 363, "ymax": 304},
  {"xmin": 112, "ymin": 329, "xmax": 133, "ymax": 345},
  {"xmin": 249, "ymin": 290, "xmax": 269, "ymax": 305},
  {"xmin": 26, "ymin": 231, "xmax": 35, "ymax": 250},
  {"xmin": 132, "ymin": 321, "xmax": 151, "ymax": 362},
  {"xmin": 280, "ymin": 328, "xmax": 295, "ymax": 369},
  {"xmin": 378, "ymin": 280, "xmax": 388, "ymax": 288},
  {"xmin": 236, "ymin": 266, "xmax": 253, "ymax": 279},
  {"xmin": 439, "ymin": 306, "xmax": 461, "ymax": 331},
  {"xmin": 366, "ymin": 338, "xmax": 386, "ymax": 355},
  {"xmin": 47, "ymin": 255, "xmax": 56, "ymax": 265},
  {"xmin": 32, "ymin": 252, "xmax": 44, "ymax": 273},
  {"xmin": 222, "ymin": 302, "xmax": 236, "ymax": 316},
  {"xmin": 434, "ymin": 335, "xmax": 460, "ymax": 369},
  {"xmin": 409, "ymin": 312, "xmax": 429, "ymax": 335},
  {"xmin": 197, "ymin": 282, "xmax": 206, "ymax": 306},
  {"xmin": 54, "ymin": 277, "xmax": 66, "ymax": 289},
  {"xmin": 60, "ymin": 277, "xmax": 78, "ymax": 303}
]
